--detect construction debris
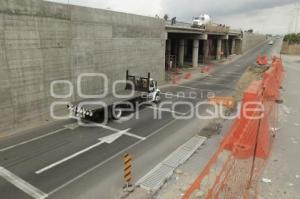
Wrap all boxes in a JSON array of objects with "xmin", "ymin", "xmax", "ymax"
[{"xmin": 261, "ymin": 178, "xmax": 272, "ymax": 183}]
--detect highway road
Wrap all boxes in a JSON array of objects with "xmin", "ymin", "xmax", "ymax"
[{"xmin": 0, "ymin": 39, "xmax": 281, "ymax": 199}]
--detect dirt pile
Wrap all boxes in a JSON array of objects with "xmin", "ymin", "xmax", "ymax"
[{"xmin": 234, "ymin": 63, "xmax": 269, "ymax": 101}]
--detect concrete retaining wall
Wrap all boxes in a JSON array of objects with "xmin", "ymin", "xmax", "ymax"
[
  {"xmin": 281, "ymin": 41, "xmax": 300, "ymax": 55},
  {"xmin": 0, "ymin": 0, "xmax": 165, "ymax": 136},
  {"xmin": 241, "ymin": 32, "xmax": 267, "ymax": 53}
]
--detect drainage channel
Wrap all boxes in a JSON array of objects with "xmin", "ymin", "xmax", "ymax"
[{"xmin": 136, "ymin": 135, "xmax": 207, "ymax": 192}]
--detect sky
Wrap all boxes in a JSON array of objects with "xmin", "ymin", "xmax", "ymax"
[{"xmin": 48, "ymin": 0, "xmax": 300, "ymax": 34}]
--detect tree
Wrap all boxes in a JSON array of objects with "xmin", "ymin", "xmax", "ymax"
[{"xmin": 284, "ymin": 33, "xmax": 300, "ymax": 44}]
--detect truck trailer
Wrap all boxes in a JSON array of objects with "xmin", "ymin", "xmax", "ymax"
[{"xmin": 67, "ymin": 70, "xmax": 161, "ymax": 121}]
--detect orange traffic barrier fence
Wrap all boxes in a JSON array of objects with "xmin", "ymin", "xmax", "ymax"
[
  {"xmin": 209, "ymin": 96, "xmax": 235, "ymax": 109},
  {"xmin": 183, "ymin": 57, "xmax": 284, "ymax": 199},
  {"xmin": 172, "ymin": 75, "xmax": 180, "ymax": 84},
  {"xmin": 200, "ymin": 65, "xmax": 213, "ymax": 73},
  {"xmin": 256, "ymin": 55, "xmax": 268, "ymax": 65},
  {"xmin": 184, "ymin": 72, "xmax": 192, "ymax": 80}
]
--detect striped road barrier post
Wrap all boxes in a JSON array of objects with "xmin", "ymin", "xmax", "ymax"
[{"xmin": 123, "ymin": 153, "xmax": 134, "ymax": 192}]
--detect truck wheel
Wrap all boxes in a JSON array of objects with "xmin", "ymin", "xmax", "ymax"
[
  {"xmin": 154, "ymin": 93, "xmax": 161, "ymax": 103},
  {"xmin": 112, "ymin": 108, "xmax": 122, "ymax": 120}
]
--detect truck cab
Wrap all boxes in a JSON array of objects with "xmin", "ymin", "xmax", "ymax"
[
  {"xmin": 148, "ymin": 78, "xmax": 160, "ymax": 103},
  {"xmin": 192, "ymin": 14, "xmax": 211, "ymax": 27},
  {"xmin": 125, "ymin": 70, "xmax": 160, "ymax": 103}
]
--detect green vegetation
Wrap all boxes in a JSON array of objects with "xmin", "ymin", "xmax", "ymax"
[{"xmin": 284, "ymin": 33, "xmax": 300, "ymax": 44}]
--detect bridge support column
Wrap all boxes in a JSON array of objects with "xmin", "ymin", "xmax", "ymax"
[
  {"xmin": 203, "ymin": 40, "xmax": 209, "ymax": 63},
  {"xmin": 192, "ymin": 39, "xmax": 199, "ymax": 67},
  {"xmin": 178, "ymin": 39, "xmax": 185, "ymax": 67},
  {"xmin": 225, "ymin": 39, "xmax": 229, "ymax": 57},
  {"xmin": 184, "ymin": 40, "xmax": 188, "ymax": 57},
  {"xmin": 166, "ymin": 39, "xmax": 171, "ymax": 56},
  {"xmin": 231, "ymin": 39, "xmax": 236, "ymax": 54},
  {"xmin": 235, "ymin": 39, "xmax": 242, "ymax": 54},
  {"xmin": 216, "ymin": 39, "xmax": 222, "ymax": 60}
]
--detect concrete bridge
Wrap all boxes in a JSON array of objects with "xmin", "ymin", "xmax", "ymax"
[{"xmin": 165, "ymin": 20, "xmax": 243, "ymax": 69}]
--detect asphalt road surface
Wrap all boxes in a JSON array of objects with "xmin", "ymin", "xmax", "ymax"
[{"xmin": 0, "ymin": 39, "xmax": 281, "ymax": 199}]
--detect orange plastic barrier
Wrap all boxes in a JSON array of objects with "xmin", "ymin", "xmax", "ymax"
[
  {"xmin": 209, "ymin": 96, "xmax": 235, "ymax": 109},
  {"xmin": 184, "ymin": 72, "xmax": 192, "ymax": 80},
  {"xmin": 183, "ymin": 57, "xmax": 284, "ymax": 199},
  {"xmin": 256, "ymin": 55, "xmax": 268, "ymax": 65},
  {"xmin": 172, "ymin": 75, "xmax": 180, "ymax": 84},
  {"xmin": 175, "ymin": 68, "xmax": 181, "ymax": 73},
  {"xmin": 200, "ymin": 65, "xmax": 213, "ymax": 73}
]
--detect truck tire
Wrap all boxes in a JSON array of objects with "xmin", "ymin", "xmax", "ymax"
[{"xmin": 112, "ymin": 108, "xmax": 122, "ymax": 120}]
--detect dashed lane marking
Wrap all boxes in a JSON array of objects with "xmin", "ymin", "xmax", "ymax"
[
  {"xmin": 147, "ymin": 106, "xmax": 186, "ymax": 116},
  {"xmin": 171, "ymin": 85, "xmax": 213, "ymax": 91},
  {"xmin": 0, "ymin": 166, "xmax": 48, "ymax": 199},
  {"xmin": 0, "ymin": 127, "xmax": 67, "ymax": 152},
  {"xmin": 160, "ymin": 92, "xmax": 196, "ymax": 99}
]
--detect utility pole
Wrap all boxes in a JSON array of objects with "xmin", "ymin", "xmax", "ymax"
[{"xmin": 293, "ymin": 1, "xmax": 300, "ymax": 33}]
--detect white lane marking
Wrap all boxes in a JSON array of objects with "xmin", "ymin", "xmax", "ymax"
[
  {"xmin": 47, "ymin": 116, "xmax": 180, "ymax": 196},
  {"xmin": 93, "ymin": 124, "xmax": 145, "ymax": 140},
  {"xmin": 172, "ymin": 85, "xmax": 213, "ymax": 91},
  {"xmin": 35, "ymin": 142, "xmax": 105, "ymax": 174},
  {"xmin": 123, "ymin": 132, "xmax": 146, "ymax": 140},
  {"xmin": 47, "ymin": 96, "xmax": 207, "ymax": 196},
  {"xmin": 160, "ymin": 92, "xmax": 196, "ymax": 99},
  {"xmin": 35, "ymin": 128, "xmax": 145, "ymax": 174},
  {"xmin": 94, "ymin": 123, "xmax": 123, "ymax": 132},
  {"xmin": 172, "ymin": 85, "xmax": 198, "ymax": 90},
  {"xmin": 100, "ymin": 127, "xmax": 145, "ymax": 141},
  {"xmin": 0, "ymin": 166, "xmax": 48, "ymax": 199},
  {"xmin": 64, "ymin": 123, "xmax": 80, "ymax": 130},
  {"xmin": 187, "ymin": 81, "xmax": 235, "ymax": 88},
  {"xmin": 0, "ymin": 127, "xmax": 67, "ymax": 152},
  {"xmin": 147, "ymin": 106, "xmax": 186, "ymax": 116}
]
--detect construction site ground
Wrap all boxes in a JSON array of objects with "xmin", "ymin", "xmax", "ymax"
[
  {"xmin": 127, "ymin": 54, "xmax": 270, "ymax": 199},
  {"xmin": 258, "ymin": 55, "xmax": 300, "ymax": 199}
]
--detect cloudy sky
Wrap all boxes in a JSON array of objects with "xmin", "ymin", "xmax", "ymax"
[{"xmin": 48, "ymin": 0, "xmax": 300, "ymax": 34}]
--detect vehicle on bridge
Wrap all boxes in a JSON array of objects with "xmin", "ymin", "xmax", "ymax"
[
  {"xmin": 67, "ymin": 70, "xmax": 161, "ymax": 120},
  {"xmin": 192, "ymin": 14, "xmax": 212, "ymax": 27}
]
